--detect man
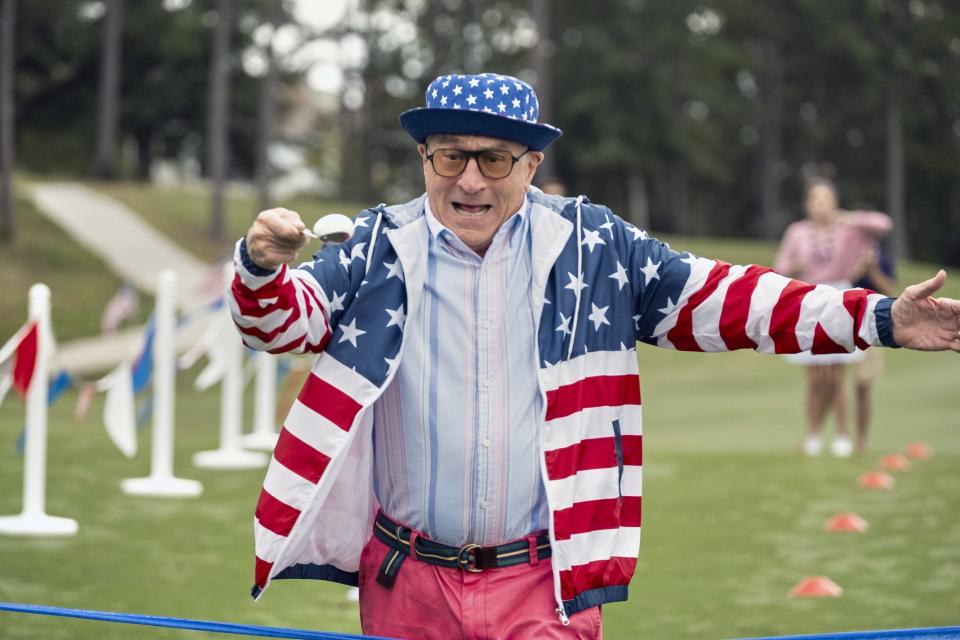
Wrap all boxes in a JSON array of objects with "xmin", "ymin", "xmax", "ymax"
[{"xmin": 231, "ymin": 72, "xmax": 960, "ymax": 639}]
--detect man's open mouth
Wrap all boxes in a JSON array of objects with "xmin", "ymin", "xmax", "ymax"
[{"xmin": 452, "ymin": 202, "xmax": 491, "ymax": 216}]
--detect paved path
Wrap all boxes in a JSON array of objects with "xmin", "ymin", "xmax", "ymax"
[
  {"xmin": 31, "ymin": 183, "xmax": 212, "ymax": 305},
  {"xmin": 30, "ymin": 182, "xmax": 221, "ymax": 374}
]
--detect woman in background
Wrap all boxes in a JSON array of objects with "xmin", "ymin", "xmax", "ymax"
[
  {"xmin": 849, "ymin": 241, "xmax": 897, "ymax": 453},
  {"xmin": 774, "ymin": 177, "xmax": 892, "ymax": 457}
]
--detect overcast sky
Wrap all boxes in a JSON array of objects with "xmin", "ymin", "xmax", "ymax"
[{"xmin": 290, "ymin": 0, "xmax": 350, "ymax": 94}]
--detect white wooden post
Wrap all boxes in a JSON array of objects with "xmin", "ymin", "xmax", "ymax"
[
  {"xmin": 0, "ymin": 284, "xmax": 78, "ymax": 536},
  {"xmin": 122, "ymin": 270, "xmax": 203, "ymax": 496},
  {"xmin": 241, "ymin": 352, "xmax": 279, "ymax": 450},
  {"xmin": 193, "ymin": 262, "xmax": 267, "ymax": 469}
]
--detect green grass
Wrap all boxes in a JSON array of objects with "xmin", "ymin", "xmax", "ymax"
[
  {"xmin": 93, "ymin": 183, "xmax": 368, "ymax": 263},
  {"xmin": 1, "ymin": 182, "xmax": 958, "ymax": 638},
  {"xmin": 0, "ymin": 346, "xmax": 957, "ymax": 639},
  {"xmin": 0, "ymin": 194, "xmax": 138, "ymax": 343}
]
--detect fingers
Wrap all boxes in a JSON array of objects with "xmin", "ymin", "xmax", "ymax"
[
  {"xmin": 259, "ymin": 208, "xmax": 307, "ymax": 245},
  {"xmin": 901, "ymin": 269, "xmax": 946, "ymax": 301},
  {"xmin": 246, "ymin": 208, "xmax": 310, "ymax": 270}
]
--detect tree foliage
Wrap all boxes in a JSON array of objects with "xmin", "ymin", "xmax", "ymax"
[
  {"xmin": 13, "ymin": 0, "xmax": 297, "ymax": 180},
  {"xmin": 11, "ymin": 0, "xmax": 960, "ymax": 264}
]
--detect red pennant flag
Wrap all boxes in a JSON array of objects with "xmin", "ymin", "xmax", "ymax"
[{"xmin": 12, "ymin": 322, "xmax": 39, "ymax": 397}]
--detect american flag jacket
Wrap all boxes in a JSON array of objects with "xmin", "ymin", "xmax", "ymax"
[{"xmin": 229, "ymin": 188, "xmax": 895, "ymax": 619}]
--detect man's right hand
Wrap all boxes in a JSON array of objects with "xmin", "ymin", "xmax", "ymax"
[{"xmin": 246, "ymin": 208, "xmax": 311, "ymax": 270}]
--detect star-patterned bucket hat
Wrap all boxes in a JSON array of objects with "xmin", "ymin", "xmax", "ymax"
[{"xmin": 399, "ymin": 72, "xmax": 562, "ymax": 151}]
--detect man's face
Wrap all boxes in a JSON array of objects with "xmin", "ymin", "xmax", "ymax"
[{"xmin": 419, "ymin": 134, "xmax": 543, "ymax": 255}]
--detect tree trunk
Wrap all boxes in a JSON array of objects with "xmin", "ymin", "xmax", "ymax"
[
  {"xmin": 886, "ymin": 0, "xmax": 907, "ymax": 260},
  {"xmin": 134, "ymin": 127, "xmax": 151, "ymax": 182},
  {"xmin": 529, "ymin": 0, "xmax": 555, "ymax": 180},
  {"xmin": 626, "ymin": 168, "xmax": 650, "ymax": 231},
  {"xmin": 0, "ymin": 0, "xmax": 14, "ymax": 242},
  {"xmin": 91, "ymin": 0, "xmax": 122, "ymax": 180},
  {"xmin": 207, "ymin": 0, "xmax": 233, "ymax": 240},
  {"xmin": 668, "ymin": 160, "xmax": 689, "ymax": 234},
  {"xmin": 254, "ymin": 0, "xmax": 281, "ymax": 215},
  {"xmin": 758, "ymin": 39, "xmax": 783, "ymax": 240}
]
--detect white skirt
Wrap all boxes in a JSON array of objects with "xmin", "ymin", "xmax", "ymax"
[{"xmin": 783, "ymin": 280, "xmax": 865, "ymax": 366}]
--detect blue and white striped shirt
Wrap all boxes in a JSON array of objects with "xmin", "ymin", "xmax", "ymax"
[{"xmin": 371, "ymin": 196, "xmax": 549, "ymax": 547}]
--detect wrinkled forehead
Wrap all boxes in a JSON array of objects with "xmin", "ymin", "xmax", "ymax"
[{"xmin": 424, "ymin": 133, "xmax": 527, "ymax": 154}]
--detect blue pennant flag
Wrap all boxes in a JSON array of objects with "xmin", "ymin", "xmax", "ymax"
[
  {"xmin": 48, "ymin": 370, "xmax": 72, "ymax": 405},
  {"xmin": 131, "ymin": 318, "xmax": 156, "ymax": 394}
]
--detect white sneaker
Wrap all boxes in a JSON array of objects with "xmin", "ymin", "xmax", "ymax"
[
  {"xmin": 803, "ymin": 436, "xmax": 823, "ymax": 457},
  {"xmin": 831, "ymin": 435, "xmax": 853, "ymax": 458}
]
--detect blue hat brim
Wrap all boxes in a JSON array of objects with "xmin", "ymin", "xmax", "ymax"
[{"xmin": 399, "ymin": 108, "xmax": 562, "ymax": 151}]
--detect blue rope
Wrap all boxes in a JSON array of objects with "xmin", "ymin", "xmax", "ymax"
[
  {"xmin": 742, "ymin": 626, "xmax": 960, "ymax": 639},
  {"xmin": 0, "ymin": 602, "xmax": 388, "ymax": 639}
]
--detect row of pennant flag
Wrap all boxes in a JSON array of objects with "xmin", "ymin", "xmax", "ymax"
[{"xmin": 0, "ymin": 280, "xmax": 289, "ymax": 458}]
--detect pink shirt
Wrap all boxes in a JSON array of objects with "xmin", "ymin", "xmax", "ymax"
[{"xmin": 773, "ymin": 212, "xmax": 892, "ymax": 285}]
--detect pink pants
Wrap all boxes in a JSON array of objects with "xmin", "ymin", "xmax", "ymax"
[{"xmin": 358, "ymin": 534, "xmax": 602, "ymax": 639}]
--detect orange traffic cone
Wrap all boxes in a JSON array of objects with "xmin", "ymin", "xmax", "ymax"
[
  {"xmin": 879, "ymin": 453, "xmax": 910, "ymax": 472},
  {"xmin": 905, "ymin": 442, "xmax": 932, "ymax": 460},
  {"xmin": 858, "ymin": 470, "xmax": 894, "ymax": 490},
  {"xmin": 825, "ymin": 512, "xmax": 869, "ymax": 533},
  {"xmin": 789, "ymin": 576, "xmax": 843, "ymax": 598}
]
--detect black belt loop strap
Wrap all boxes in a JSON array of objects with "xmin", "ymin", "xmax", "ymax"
[
  {"xmin": 375, "ymin": 548, "xmax": 406, "ymax": 589},
  {"xmin": 372, "ymin": 511, "xmax": 551, "ymax": 590}
]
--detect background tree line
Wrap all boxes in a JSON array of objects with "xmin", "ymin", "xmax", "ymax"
[{"xmin": 2, "ymin": 0, "xmax": 958, "ymax": 265}]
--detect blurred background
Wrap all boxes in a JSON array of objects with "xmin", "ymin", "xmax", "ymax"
[
  {"xmin": 3, "ymin": 0, "xmax": 960, "ymax": 264},
  {"xmin": 0, "ymin": 1, "xmax": 958, "ymax": 639}
]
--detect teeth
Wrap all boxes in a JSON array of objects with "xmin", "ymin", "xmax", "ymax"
[{"xmin": 454, "ymin": 204, "xmax": 488, "ymax": 216}]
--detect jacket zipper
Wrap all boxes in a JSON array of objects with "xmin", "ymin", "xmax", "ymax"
[{"xmin": 532, "ymin": 295, "xmax": 570, "ymax": 626}]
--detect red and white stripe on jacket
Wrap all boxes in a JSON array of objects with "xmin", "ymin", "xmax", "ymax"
[
  {"xmin": 539, "ymin": 349, "xmax": 642, "ymax": 603},
  {"xmin": 252, "ymin": 352, "xmax": 380, "ymax": 591},
  {"xmin": 650, "ymin": 256, "xmax": 882, "ymax": 355},
  {"xmin": 228, "ymin": 262, "xmax": 332, "ymax": 354}
]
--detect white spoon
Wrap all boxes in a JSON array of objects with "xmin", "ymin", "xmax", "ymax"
[{"xmin": 303, "ymin": 213, "xmax": 354, "ymax": 244}]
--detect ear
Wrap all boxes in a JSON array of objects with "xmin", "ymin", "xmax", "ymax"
[
  {"xmin": 523, "ymin": 151, "xmax": 544, "ymax": 184},
  {"xmin": 417, "ymin": 143, "xmax": 428, "ymax": 160}
]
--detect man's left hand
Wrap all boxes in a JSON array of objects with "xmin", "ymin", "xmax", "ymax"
[{"xmin": 891, "ymin": 270, "xmax": 960, "ymax": 352}]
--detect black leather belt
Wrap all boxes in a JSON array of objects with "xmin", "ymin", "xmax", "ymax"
[{"xmin": 372, "ymin": 511, "xmax": 551, "ymax": 589}]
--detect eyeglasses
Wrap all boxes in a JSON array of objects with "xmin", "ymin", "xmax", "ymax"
[{"xmin": 425, "ymin": 147, "xmax": 530, "ymax": 180}]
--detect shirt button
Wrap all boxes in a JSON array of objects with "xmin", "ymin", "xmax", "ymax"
[
  {"xmin": 480, "ymin": 500, "xmax": 490, "ymax": 509},
  {"xmin": 482, "ymin": 438, "xmax": 491, "ymax": 447}
]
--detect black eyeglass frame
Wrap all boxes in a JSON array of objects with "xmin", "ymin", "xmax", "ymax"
[{"xmin": 425, "ymin": 147, "xmax": 531, "ymax": 180}]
